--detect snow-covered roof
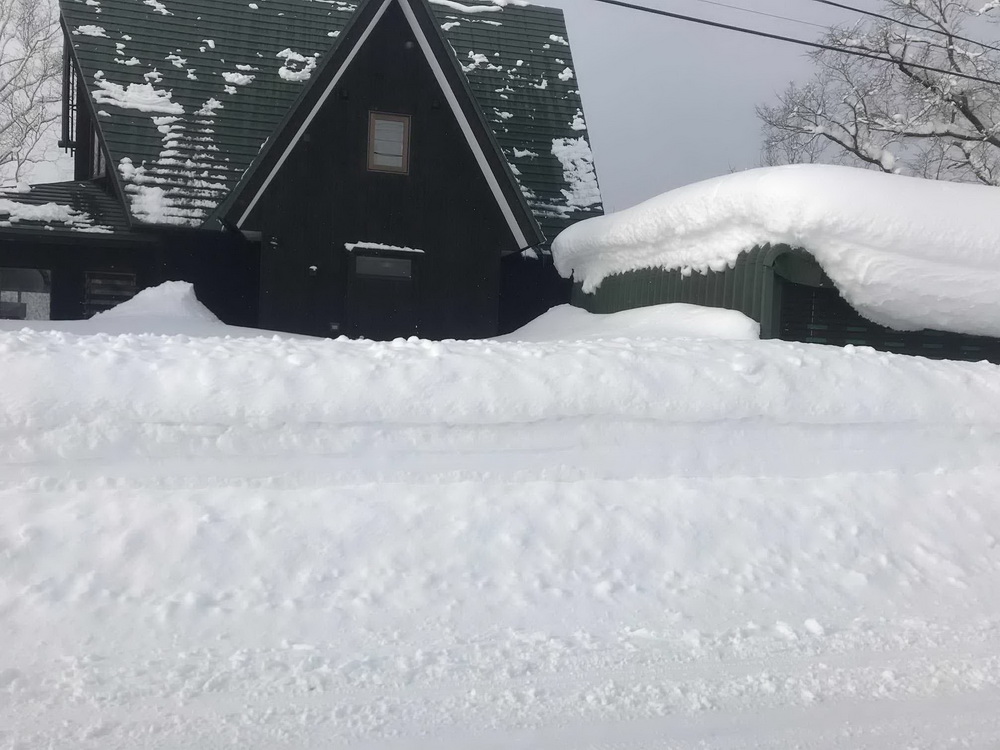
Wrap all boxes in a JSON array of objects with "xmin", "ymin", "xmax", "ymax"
[
  {"xmin": 0, "ymin": 181, "xmax": 128, "ymax": 234},
  {"xmin": 61, "ymin": 0, "xmax": 602, "ymax": 237},
  {"xmin": 552, "ymin": 165, "xmax": 1000, "ymax": 338}
]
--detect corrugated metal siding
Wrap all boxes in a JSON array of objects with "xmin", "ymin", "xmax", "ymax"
[
  {"xmin": 571, "ymin": 245, "xmax": 781, "ymax": 336},
  {"xmin": 570, "ymin": 244, "xmax": 1000, "ymax": 363},
  {"xmin": 779, "ymin": 283, "xmax": 1000, "ymax": 363}
]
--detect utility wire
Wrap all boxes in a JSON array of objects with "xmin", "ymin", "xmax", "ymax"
[
  {"xmin": 690, "ymin": 0, "xmax": 828, "ymax": 31},
  {"xmin": 588, "ymin": 0, "xmax": 1000, "ymax": 86},
  {"xmin": 802, "ymin": 0, "xmax": 1000, "ymax": 56}
]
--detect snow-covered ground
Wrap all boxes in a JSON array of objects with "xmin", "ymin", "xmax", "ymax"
[
  {"xmin": 3, "ymin": 285, "xmax": 1000, "ymax": 748},
  {"xmin": 495, "ymin": 302, "xmax": 759, "ymax": 342}
]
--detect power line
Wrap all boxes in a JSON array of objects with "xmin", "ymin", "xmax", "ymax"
[
  {"xmin": 588, "ymin": 0, "xmax": 1000, "ymax": 87},
  {"xmin": 802, "ymin": 0, "xmax": 1000, "ymax": 56},
  {"xmin": 690, "ymin": 0, "xmax": 828, "ymax": 31}
]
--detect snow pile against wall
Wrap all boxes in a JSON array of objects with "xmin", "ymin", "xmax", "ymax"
[
  {"xmin": 552, "ymin": 165, "xmax": 1000, "ymax": 337},
  {"xmin": 497, "ymin": 303, "xmax": 759, "ymax": 342},
  {"xmin": 0, "ymin": 282, "xmax": 303, "ymax": 338}
]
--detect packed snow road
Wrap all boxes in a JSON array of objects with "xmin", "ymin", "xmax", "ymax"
[{"xmin": 3, "ymin": 312, "xmax": 1000, "ymax": 748}]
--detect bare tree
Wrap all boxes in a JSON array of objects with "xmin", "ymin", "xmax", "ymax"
[
  {"xmin": 758, "ymin": 0, "xmax": 1000, "ymax": 185},
  {"xmin": 0, "ymin": 0, "xmax": 60, "ymax": 186}
]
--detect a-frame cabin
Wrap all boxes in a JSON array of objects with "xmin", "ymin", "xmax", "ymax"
[{"xmin": 0, "ymin": 0, "xmax": 604, "ymax": 339}]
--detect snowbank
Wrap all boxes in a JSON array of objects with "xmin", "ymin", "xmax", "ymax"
[
  {"xmin": 3, "ymin": 327, "xmax": 1000, "ymax": 432},
  {"xmin": 496, "ymin": 303, "xmax": 759, "ymax": 342},
  {"xmin": 552, "ymin": 165, "xmax": 1000, "ymax": 337},
  {"xmin": 4, "ymin": 319, "xmax": 1000, "ymax": 747},
  {"xmin": 0, "ymin": 281, "xmax": 310, "ymax": 339}
]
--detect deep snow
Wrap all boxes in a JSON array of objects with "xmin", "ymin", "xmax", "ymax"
[
  {"xmin": 495, "ymin": 303, "xmax": 759, "ymax": 342},
  {"xmin": 552, "ymin": 164, "xmax": 1000, "ymax": 337},
  {"xmin": 3, "ymin": 285, "xmax": 1000, "ymax": 749}
]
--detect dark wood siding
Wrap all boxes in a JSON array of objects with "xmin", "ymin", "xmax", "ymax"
[
  {"xmin": 0, "ymin": 230, "xmax": 258, "ymax": 325},
  {"xmin": 245, "ymin": 1, "xmax": 516, "ymax": 340}
]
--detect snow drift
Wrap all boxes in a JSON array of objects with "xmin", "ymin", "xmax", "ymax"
[
  {"xmin": 552, "ymin": 165, "xmax": 1000, "ymax": 337},
  {"xmin": 496, "ymin": 303, "xmax": 759, "ymax": 342},
  {"xmin": 0, "ymin": 281, "xmax": 311, "ymax": 339},
  {"xmin": 4, "ymin": 297, "xmax": 1000, "ymax": 747}
]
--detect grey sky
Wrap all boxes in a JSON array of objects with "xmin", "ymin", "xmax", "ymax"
[{"xmin": 544, "ymin": 0, "xmax": 882, "ymax": 211}]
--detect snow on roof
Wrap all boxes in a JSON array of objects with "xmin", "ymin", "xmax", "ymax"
[
  {"xmin": 438, "ymin": 2, "xmax": 604, "ymax": 238},
  {"xmin": 0, "ymin": 195, "xmax": 113, "ymax": 233},
  {"xmin": 61, "ymin": 0, "xmax": 600, "ymax": 237},
  {"xmin": 61, "ymin": 0, "xmax": 360, "ymax": 227},
  {"xmin": 552, "ymin": 165, "xmax": 1000, "ymax": 338},
  {"xmin": 429, "ymin": 0, "xmax": 529, "ymax": 12}
]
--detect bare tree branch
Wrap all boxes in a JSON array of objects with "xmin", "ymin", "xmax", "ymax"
[
  {"xmin": 0, "ymin": 0, "xmax": 60, "ymax": 185},
  {"xmin": 758, "ymin": 0, "xmax": 1000, "ymax": 186}
]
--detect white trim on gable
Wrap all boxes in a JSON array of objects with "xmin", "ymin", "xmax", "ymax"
[
  {"xmin": 236, "ymin": 0, "xmax": 393, "ymax": 227},
  {"xmin": 236, "ymin": 0, "xmax": 531, "ymax": 249},
  {"xmin": 396, "ymin": 0, "xmax": 528, "ymax": 248}
]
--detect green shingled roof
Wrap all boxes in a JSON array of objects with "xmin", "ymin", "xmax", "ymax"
[
  {"xmin": 0, "ymin": 181, "xmax": 129, "ymax": 233},
  {"xmin": 60, "ymin": 0, "xmax": 603, "ymax": 239},
  {"xmin": 437, "ymin": 4, "xmax": 603, "ymax": 239}
]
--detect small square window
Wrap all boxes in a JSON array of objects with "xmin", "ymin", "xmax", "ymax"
[
  {"xmin": 368, "ymin": 112, "xmax": 410, "ymax": 174},
  {"xmin": 0, "ymin": 268, "xmax": 51, "ymax": 320},
  {"xmin": 355, "ymin": 255, "xmax": 412, "ymax": 279}
]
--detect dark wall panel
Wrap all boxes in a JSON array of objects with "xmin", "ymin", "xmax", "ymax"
[
  {"xmin": 247, "ymin": 2, "xmax": 515, "ymax": 339},
  {"xmin": 0, "ymin": 230, "xmax": 259, "ymax": 326}
]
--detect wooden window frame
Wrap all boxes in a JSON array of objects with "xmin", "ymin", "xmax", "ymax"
[{"xmin": 367, "ymin": 112, "xmax": 410, "ymax": 174}]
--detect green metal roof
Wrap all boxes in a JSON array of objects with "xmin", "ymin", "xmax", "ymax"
[
  {"xmin": 60, "ymin": 0, "xmax": 603, "ymax": 239},
  {"xmin": 437, "ymin": 4, "xmax": 603, "ymax": 239},
  {"xmin": 0, "ymin": 180, "xmax": 130, "ymax": 234}
]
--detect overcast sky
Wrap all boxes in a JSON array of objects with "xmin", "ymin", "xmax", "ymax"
[{"xmin": 543, "ymin": 0, "xmax": 882, "ymax": 211}]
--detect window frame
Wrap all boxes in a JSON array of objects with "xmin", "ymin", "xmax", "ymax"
[{"xmin": 367, "ymin": 112, "xmax": 411, "ymax": 175}]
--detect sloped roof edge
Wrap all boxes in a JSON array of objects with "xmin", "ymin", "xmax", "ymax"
[{"xmin": 218, "ymin": 0, "xmax": 542, "ymax": 250}]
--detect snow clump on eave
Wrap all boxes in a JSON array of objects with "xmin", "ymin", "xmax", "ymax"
[{"xmin": 552, "ymin": 164, "xmax": 1000, "ymax": 338}]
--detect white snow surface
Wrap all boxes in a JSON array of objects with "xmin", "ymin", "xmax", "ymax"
[
  {"xmin": 552, "ymin": 164, "xmax": 1000, "ymax": 337},
  {"xmin": 552, "ymin": 136, "xmax": 602, "ymax": 210},
  {"xmin": 344, "ymin": 241, "xmax": 425, "ymax": 254},
  {"xmin": 497, "ymin": 303, "xmax": 759, "ymax": 342},
  {"xmin": 0, "ymin": 199, "xmax": 104, "ymax": 231},
  {"xmin": 0, "ymin": 282, "xmax": 307, "ymax": 339},
  {"xmin": 4, "ymin": 283, "xmax": 1000, "ymax": 748},
  {"xmin": 92, "ymin": 78, "xmax": 185, "ymax": 115}
]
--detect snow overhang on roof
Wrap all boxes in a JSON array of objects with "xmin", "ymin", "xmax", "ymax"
[
  {"xmin": 552, "ymin": 165, "xmax": 1000, "ymax": 339},
  {"xmin": 61, "ymin": 0, "xmax": 603, "ymax": 239}
]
